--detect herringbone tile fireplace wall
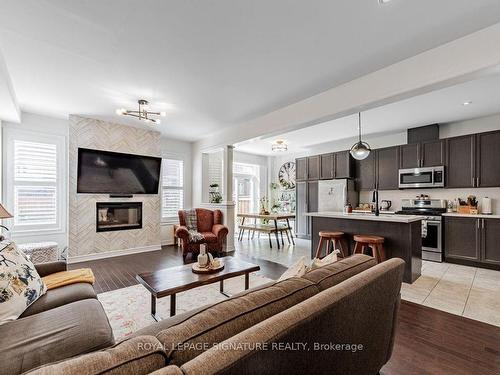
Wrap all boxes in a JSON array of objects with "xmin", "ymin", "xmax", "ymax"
[{"xmin": 68, "ymin": 115, "xmax": 161, "ymax": 259}]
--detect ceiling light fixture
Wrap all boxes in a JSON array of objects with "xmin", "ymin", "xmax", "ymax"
[
  {"xmin": 350, "ymin": 112, "xmax": 371, "ymax": 160},
  {"xmin": 378, "ymin": 0, "xmax": 392, "ymax": 4},
  {"xmin": 463, "ymin": 101, "xmax": 472, "ymax": 106},
  {"xmin": 115, "ymin": 99, "xmax": 166, "ymax": 124},
  {"xmin": 272, "ymin": 140, "xmax": 288, "ymax": 152}
]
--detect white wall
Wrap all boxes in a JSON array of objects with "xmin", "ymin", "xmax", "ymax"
[
  {"xmin": 2, "ymin": 112, "xmax": 69, "ymax": 247},
  {"xmin": 1, "ymin": 112, "xmax": 194, "ymax": 251}
]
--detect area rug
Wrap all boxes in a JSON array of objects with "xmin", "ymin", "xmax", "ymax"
[{"xmin": 98, "ymin": 273, "xmax": 273, "ymax": 341}]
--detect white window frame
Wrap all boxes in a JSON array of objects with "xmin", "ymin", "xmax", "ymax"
[
  {"xmin": 3, "ymin": 128, "xmax": 66, "ymax": 235},
  {"xmin": 161, "ymin": 157, "xmax": 185, "ymax": 223}
]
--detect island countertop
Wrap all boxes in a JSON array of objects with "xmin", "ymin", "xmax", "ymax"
[
  {"xmin": 308, "ymin": 213, "xmax": 422, "ymax": 283},
  {"xmin": 305, "ymin": 211, "xmax": 425, "ymax": 223}
]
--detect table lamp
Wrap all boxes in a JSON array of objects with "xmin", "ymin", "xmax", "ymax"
[{"xmin": 0, "ymin": 203, "xmax": 13, "ymax": 232}]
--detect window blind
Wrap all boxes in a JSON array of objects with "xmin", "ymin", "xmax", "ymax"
[
  {"xmin": 162, "ymin": 159, "xmax": 184, "ymax": 219},
  {"xmin": 13, "ymin": 140, "xmax": 58, "ymax": 226}
]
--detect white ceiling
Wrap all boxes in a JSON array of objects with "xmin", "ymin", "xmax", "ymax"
[
  {"xmin": 1, "ymin": 1, "xmax": 500, "ymax": 140},
  {"xmin": 235, "ymin": 72, "xmax": 500, "ymax": 155}
]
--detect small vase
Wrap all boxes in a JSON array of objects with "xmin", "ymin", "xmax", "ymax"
[{"xmin": 198, "ymin": 244, "xmax": 208, "ymax": 267}]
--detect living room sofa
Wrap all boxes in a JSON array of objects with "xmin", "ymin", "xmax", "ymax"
[
  {"xmin": 0, "ymin": 261, "xmax": 114, "ymax": 375},
  {"xmin": 23, "ymin": 254, "xmax": 404, "ymax": 375}
]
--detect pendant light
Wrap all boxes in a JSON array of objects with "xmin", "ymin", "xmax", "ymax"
[{"xmin": 350, "ymin": 112, "xmax": 371, "ymax": 160}]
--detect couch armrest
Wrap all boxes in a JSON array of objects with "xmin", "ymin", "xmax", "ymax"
[
  {"xmin": 35, "ymin": 261, "xmax": 67, "ymax": 277},
  {"xmin": 175, "ymin": 225, "xmax": 190, "ymax": 240},
  {"xmin": 212, "ymin": 224, "xmax": 228, "ymax": 241}
]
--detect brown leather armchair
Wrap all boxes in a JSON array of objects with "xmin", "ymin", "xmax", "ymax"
[{"xmin": 176, "ymin": 208, "xmax": 229, "ymax": 260}]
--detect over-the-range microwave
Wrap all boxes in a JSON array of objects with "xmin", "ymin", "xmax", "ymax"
[{"xmin": 398, "ymin": 166, "xmax": 445, "ymax": 189}]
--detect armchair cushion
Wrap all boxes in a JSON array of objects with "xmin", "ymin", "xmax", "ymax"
[{"xmin": 200, "ymin": 232, "xmax": 217, "ymax": 243}]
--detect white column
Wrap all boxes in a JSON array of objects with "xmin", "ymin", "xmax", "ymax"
[
  {"xmin": 201, "ymin": 145, "xmax": 235, "ymax": 253},
  {"xmin": 222, "ymin": 145, "xmax": 234, "ymax": 203}
]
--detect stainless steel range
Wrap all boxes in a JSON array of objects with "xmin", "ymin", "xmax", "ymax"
[{"xmin": 396, "ymin": 199, "xmax": 447, "ymax": 262}]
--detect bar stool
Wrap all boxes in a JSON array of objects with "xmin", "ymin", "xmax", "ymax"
[
  {"xmin": 353, "ymin": 235, "xmax": 386, "ymax": 263},
  {"xmin": 315, "ymin": 231, "xmax": 346, "ymax": 259}
]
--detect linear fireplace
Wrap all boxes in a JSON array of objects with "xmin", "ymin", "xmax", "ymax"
[{"xmin": 96, "ymin": 202, "xmax": 143, "ymax": 232}]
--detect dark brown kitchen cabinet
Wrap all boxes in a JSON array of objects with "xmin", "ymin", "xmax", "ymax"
[
  {"xmin": 334, "ymin": 150, "xmax": 354, "ymax": 179},
  {"xmin": 400, "ymin": 143, "xmax": 420, "ymax": 169},
  {"xmin": 476, "ymin": 130, "xmax": 500, "ymax": 187},
  {"xmin": 295, "ymin": 180, "xmax": 318, "ymax": 239},
  {"xmin": 376, "ymin": 146, "xmax": 400, "ymax": 190},
  {"xmin": 307, "ymin": 155, "xmax": 320, "ymax": 180},
  {"xmin": 295, "ymin": 181, "xmax": 308, "ymax": 237},
  {"xmin": 296, "ymin": 158, "xmax": 308, "ymax": 181},
  {"xmin": 421, "ymin": 139, "xmax": 446, "ymax": 167},
  {"xmin": 446, "ymin": 135, "xmax": 475, "ymax": 188},
  {"xmin": 444, "ymin": 217, "xmax": 480, "ymax": 261},
  {"xmin": 481, "ymin": 218, "xmax": 500, "ymax": 266},
  {"xmin": 355, "ymin": 151, "xmax": 376, "ymax": 191},
  {"xmin": 319, "ymin": 153, "xmax": 334, "ymax": 180}
]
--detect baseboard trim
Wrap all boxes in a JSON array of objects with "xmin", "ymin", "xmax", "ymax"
[{"xmin": 68, "ymin": 244, "xmax": 162, "ymax": 264}]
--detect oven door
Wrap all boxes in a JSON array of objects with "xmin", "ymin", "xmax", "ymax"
[
  {"xmin": 399, "ymin": 168, "xmax": 434, "ymax": 188},
  {"xmin": 422, "ymin": 220, "xmax": 442, "ymax": 262}
]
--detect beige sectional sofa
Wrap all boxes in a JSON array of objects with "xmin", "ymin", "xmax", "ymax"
[
  {"xmin": 0, "ymin": 261, "xmax": 115, "ymax": 375},
  {"xmin": 18, "ymin": 254, "xmax": 403, "ymax": 375}
]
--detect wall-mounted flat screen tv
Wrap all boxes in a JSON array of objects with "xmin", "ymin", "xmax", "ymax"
[{"xmin": 77, "ymin": 148, "xmax": 162, "ymax": 194}]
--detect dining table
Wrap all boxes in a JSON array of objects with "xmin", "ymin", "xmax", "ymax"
[{"xmin": 236, "ymin": 212, "xmax": 295, "ymax": 249}]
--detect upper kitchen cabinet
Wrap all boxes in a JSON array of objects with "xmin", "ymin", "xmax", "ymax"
[
  {"xmin": 334, "ymin": 150, "xmax": 354, "ymax": 179},
  {"xmin": 307, "ymin": 155, "xmax": 320, "ymax": 180},
  {"xmin": 400, "ymin": 140, "xmax": 445, "ymax": 169},
  {"xmin": 446, "ymin": 135, "xmax": 475, "ymax": 188},
  {"xmin": 376, "ymin": 146, "xmax": 400, "ymax": 190},
  {"xmin": 355, "ymin": 151, "xmax": 376, "ymax": 191},
  {"xmin": 476, "ymin": 130, "xmax": 500, "ymax": 187},
  {"xmin": 400, "ymin": 143, "xmax": 420, "ymax": 169},
  {"xmin": 319, "ymin": 153, "xmax": 334, "ymax": 180},
  {"xmin": 421, "ymin": 139, "xmax": 446, "ymax": 167},
  {"xmin": 296, "ymin": 157, "xmax": 308, "ymax": 181}
]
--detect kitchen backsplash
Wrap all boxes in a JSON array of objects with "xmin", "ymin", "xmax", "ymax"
[{"xmin": 359, "ymin": 187, "xmax": 500, "ymax": 214}]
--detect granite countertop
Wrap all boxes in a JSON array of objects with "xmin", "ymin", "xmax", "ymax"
[
  {"xmin": 305, "ymin": 211, "xmax": 425, "ymax": 223},
  {"xmin": 442, "ymin": 213, "xmax": 500, "ymax": 219}
]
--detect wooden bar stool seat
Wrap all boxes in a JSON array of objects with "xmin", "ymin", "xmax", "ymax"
[
  {"xmin": 353, "ymin": 234, "xmax": 386, "ymax": 263},
  {"xmin": 315, "ymin": 231, "xmax": 346, "ymax": 259}
]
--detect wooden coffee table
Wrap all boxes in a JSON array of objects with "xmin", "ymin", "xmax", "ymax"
[{"xmin": 136, "ymin": 256, "xmax": 260, "ymax": 321}]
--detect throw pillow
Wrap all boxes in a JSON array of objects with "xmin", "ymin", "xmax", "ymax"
[
  {"xmin": 0, "ymin": 240, "xmax": 47, "ymax": 325},
  {"xmin": 307, "ymin": 250, "xmax": 340, "ymax": 272},
  {"xmin": 278, "ymin": 256, "xmax": 307, "ymax": 282}
]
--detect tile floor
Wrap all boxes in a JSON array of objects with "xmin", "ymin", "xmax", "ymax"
[
  {"xmin": 401, "ymin": 261, "xmax": 500, "ymax": 327},
  {"xmin": 236, "ymin": 237, "xmax": 500, "ymax": 327}
]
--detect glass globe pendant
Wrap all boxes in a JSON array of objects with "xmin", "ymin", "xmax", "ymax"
[{"xmin": 350, "ymin": 112, "xmax": 371, "ymax": 160}]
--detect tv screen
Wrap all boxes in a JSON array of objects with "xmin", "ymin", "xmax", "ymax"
[{"xmin": 77, "ymin": 148, "xmax": 161, "ymax": 194}]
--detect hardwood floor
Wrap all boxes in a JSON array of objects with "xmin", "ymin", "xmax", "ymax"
[
  {"xmin": 382, "ymin": 301, "xmax": 500, "ymax": 375},
  {"xmin": 69, "ymin": 245, "xmax": 286, "ymax": 293},
  {"xmin": 71, "ymin": 247, "xmax": 500, "ymax": 374}
]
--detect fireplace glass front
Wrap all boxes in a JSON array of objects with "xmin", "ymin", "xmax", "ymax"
[{"xmin": 96, "ymin": 202, "xmax": 142, "ymax": 232}]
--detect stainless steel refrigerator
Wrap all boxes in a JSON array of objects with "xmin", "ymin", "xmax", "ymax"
[{"xmin": 317, "ymin": 179, "xmax": 358, "ymax": 212}]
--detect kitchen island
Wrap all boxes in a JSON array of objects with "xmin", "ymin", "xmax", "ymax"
[{"xmin": 306, "ymin": 212, "xmax": 424, "ymax": 283}]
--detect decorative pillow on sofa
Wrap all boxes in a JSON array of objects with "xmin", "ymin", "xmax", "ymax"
[
  {"xmin": 0, "ymin": 240, "xmax": 47, "ymax": 325},
  {"xmin": 278, "ymin": 256, "xmax": 307, "ymax": 282},
  {"xmin": 307, "ymin": 249, "xmax": 341, "ymax": 272}
]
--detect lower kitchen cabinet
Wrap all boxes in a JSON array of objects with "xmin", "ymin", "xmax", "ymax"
[
  {"xmin": 482, "ymin": 218, "xmax": 500, "ymax": 265},
  {"xmin": 444, "ymin": 217, "xmax": 479, "ymax": 261},
  {"xmin": 444, "ymin": 216, "xmax": 500, "ymax": 268}
]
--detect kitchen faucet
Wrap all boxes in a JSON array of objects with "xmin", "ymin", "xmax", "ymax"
[{"xmin": 372, "ymin": 189, "xmax": 380, "ymax": 216}]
